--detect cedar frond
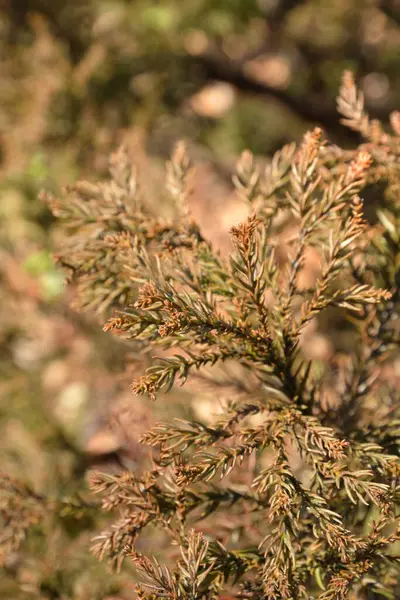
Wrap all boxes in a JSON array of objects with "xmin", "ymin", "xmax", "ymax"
[{"xmin": 37, "ymin": 73, "xmax": 400, "ymax": 599}]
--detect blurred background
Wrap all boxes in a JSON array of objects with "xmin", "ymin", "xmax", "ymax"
[{"xmin": 0, "ymin": 1, "xmax": 399, "ymax": 598}]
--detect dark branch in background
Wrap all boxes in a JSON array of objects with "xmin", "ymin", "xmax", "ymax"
[
  {"xmin": 380, "ymin": 0, "xmax": 400, "ymax": 25},
  {"xmin": 190, "ymin": 52, "xmax": 342, "ymax": 128},
  {"xmin": 187, "ymin": 52, "xmax": 397, "ymax": 142}
]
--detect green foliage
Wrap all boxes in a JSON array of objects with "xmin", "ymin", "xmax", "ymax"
[{"xmin": 4, "ymin": 73, "xmax": 399, "ymax": 599}]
